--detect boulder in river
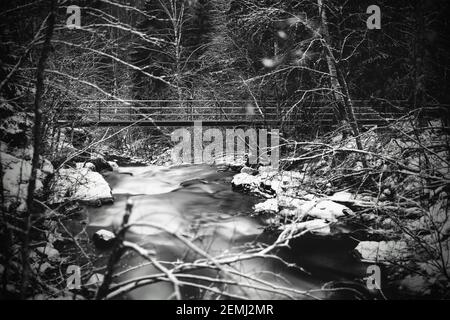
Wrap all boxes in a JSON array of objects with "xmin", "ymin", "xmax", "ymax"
[
  {"xmin": 254, "ymin": 198, "xmax": 278, "ymax": 214},
  {"xmin": 297, "ymin": 200, "xmax": 353, "ymax": 222},
  {"xmin": 355, "ymin": 240, "xmax": 410, "ymax": 262},
  {"xmin": 92, "ymin": 229, "xmax": 116, "ymax": 250},
  {"xmin": 277, "ymin": 195, "xmax": 304, "ymax": 209},
  {"xmin": 279, "ymin": 219, "xmax": 331, "ymax": 236},
  {"xmin": 90, "ymin": 155, "xmax": 114, "ymax": 172},
  {"xmin": 240, "ymin": 166, "xmax": 258, "ymax": 175},
  {"xmin": 108, "ymin": 161, "xmax": 119, "ymax": 172},
  {"xmin": 75, "ymin": 162, "xmax": 96, "ymax": 171},
  {"xmin": 49, "ymin": 168, "xmax": 113, "ymax": 205},
  {"xmin": 231, "ymin": 173, "xmax": 261, "ymax": 193}
]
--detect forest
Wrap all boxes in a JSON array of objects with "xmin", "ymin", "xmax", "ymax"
[{"xmin": 0, "ymin": 0, "xmax": 449, "ymax": 300}]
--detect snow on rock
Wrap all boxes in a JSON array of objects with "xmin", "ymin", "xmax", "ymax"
[
  {"xmin": 279, "ymin": 208, "xmax": 299, "ymax": 218},
  {"xmin": 49, "ymin": 168, "xmax": 113, "ymax": 204},
  {"xmin": 36, "ymin": 244, "xmax": 60, "ymax": 262},
  {"xmin": 298, "ymin": 199, "xmax": 353, "ymax": 222},
  {"xmin": 260, "ymin": 170, "xmax": 303, "ymax": 194},
  {"xmin": 355, "ymin": 240, "xmax": 410, "ymax": 262},
  {"xmin": 277, "ymin": 195, "xmax": 304, "ymax": 209},
  {"xmin": 328, "ymin": 191, "xmax": 355, "ymax": 203},
  {"xmin": 302, "ymin": 194, "xmax": 319, "ymax": 201},
  {"xmin": 234, "ymin": 168, "xmax": 305, "ymax": 196},
  {"xmin": 108, "ymin": 161, "xmax": 119, "ymax": 172},
  {"xmin": 1, "ymin": 152, "xmax": 46, "ymax": 211},
  {"xmin": 280, "ymin": 219, "xmax": 331, "ymax": 236},
  {"xmin": 254, "ymin": 198, "xmax": 278, "ymax": 214},
  {"xmin": 40, "ymin": 159, "xmax": 54, "ymax": 175},
  {"xmin": 258, "ymin": 166, "xmax": 279, "ymax": 178},
  {"xmin": 215, "ymin": 153, "xmax": 246, "ymax": 167},
  {"xmin": 231, "ymin": 173, "xmax": 261, "ymax": 193},
  {"xmin": 240, "ymin": 166, "xmax": 258, "ymax": 175},
  {"xmin": 92, "ymin": 229, "xmax": 116, "ymax": 249},
  {"xmin": 0, "ymin": 112, "xmax": 32, "ymax": 137}
]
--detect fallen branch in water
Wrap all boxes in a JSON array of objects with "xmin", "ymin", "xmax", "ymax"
[{"xmin": 122, "ymin": 240, "xmax": 181, "ymax": 300}]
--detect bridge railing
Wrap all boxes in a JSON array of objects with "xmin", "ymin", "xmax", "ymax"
[{"xmin": 58, "ymin": 99, "xmax": 409, "ymax": 126}]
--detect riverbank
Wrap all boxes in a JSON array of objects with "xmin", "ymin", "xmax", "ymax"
[
  {"xmin": 230, "ymin": 119, "xmax": 450, "ymax": 298},
  {"xmin": 1, "ymin": 105, "xmax": 448, "ymax": 299}
]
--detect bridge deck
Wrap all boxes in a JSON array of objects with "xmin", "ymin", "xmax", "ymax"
[
  {"xmin": 57, "ymin": 118, "xmax": 404, "ymax": 127},
  {"xmin": 57, "ymin": 119, "xmax": 281, "ymax": 127},
  {"xmin": 57, "ymin": 99, "xmax": 414, "ymax": 127}
]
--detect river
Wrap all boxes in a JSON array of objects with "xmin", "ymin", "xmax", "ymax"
[{"xmin": 85, "ymin": 164, "xmax": 373, "ymax": 300}]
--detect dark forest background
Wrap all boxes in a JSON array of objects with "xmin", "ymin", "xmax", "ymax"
[
  {"xmin": 1, "ymin": 0, "xmax": 450, "ymax": 300},
  {"xmin": 1, "ymin": 0, "xmax": 449, "ymax": 137}
]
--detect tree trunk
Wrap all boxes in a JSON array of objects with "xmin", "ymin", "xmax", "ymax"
[
  {"xmin": 317, "ymin": 0, "xmax": 365, "ymax": 162},
  {"xmin": 20, "ymin": 0, "xmax": 56, "ymax": 298},
  {"xmin": 318, "ymin": 3, "xmax": 363, "ymax": 128},
  {"xmin": 317, "ymin": 0, "xmax": 346, "ymax": 121},
  {"xmin": 413, "ymin": 0, "xmax": 426, "ymax": 121}
]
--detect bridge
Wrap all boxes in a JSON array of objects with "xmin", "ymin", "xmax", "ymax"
[{"xmin": 57, "ymin": 99, "xmax": 409, "ymax": 128}]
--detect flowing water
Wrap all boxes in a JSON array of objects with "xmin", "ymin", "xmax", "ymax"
[{"xmin": 85, "ymin": 164, "xmax": 372, "ymax": 300}]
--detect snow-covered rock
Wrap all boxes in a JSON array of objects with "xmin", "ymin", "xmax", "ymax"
[
  {"xmin": 40, "ymin": 159, "xmax": 54, "ymax": 175},
  {"xmin": 36, "ymin": 244, "xmax": 60, "ymax": 262},
  {"xmin": 258, "ymin": 165, "xmax": 279, "ymax": 177},
  {"xmin": 240, "ymin": 166, "xmax": 258, "ymax": 175},
  {"xmin": 92, "ymin": 229, "xmax": 116, "ymax": 249},
  {"xmin": 277, "ymin": 195, "xmax": 304, "ymax": 209},
  {"xmin": 355, "ymin": 240, "xmax": 410, "ymax": 262},
  {"xmin": 75, "ymin": 162, "xmax": 96, "ymax": 171},
  {"xmin": 49, "ymin": 168, "xmax": 113, "ymax": 204},
  {"xmin": 0, "ymin": 112, "xmax": 33, "ymax": 146},
  {"xmin": 231, "ymin": 173, "xmax": 261, "ymax": 193},
  {"xmin": 328, "ymin": 191, "xmax": 355, "ymax": 203},
  {"xmin": 254, "ymin": 199, "xmax": 278, "ymax": 214},
  {"xmin": 215, "ymin": 153, "xmax": 246, "ymax": 167},
  {"xmin": 1, "ymin": 152, "xmax": 46, "ymax": 211},
  {"xmin": 259, "ymin": 170, "xmax": 304, "ymax": 194},
  {"xmin": 297, "ymin": 200, "xmax": 353, "ymax": 222},
  {"xmin": 279, "ymin": 208, "xmax": 299, "ymax": 218},
  {"xmin": 280, "ymin": 219, "xmax": 331, "ymax": 236},
  {"xmin": 108, "ymin": 161, "xmax": 119, "ymax": 172}
]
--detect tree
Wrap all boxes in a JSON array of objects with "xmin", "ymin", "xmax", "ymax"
[{"xmin": 21, "ymin": 0, "xmax": 56, "ymax": 298}]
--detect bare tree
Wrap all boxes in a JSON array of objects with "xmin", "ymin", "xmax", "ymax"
[{"xmin": 21, "ymin": 0, "xmax": 56, "ymax": 298}]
